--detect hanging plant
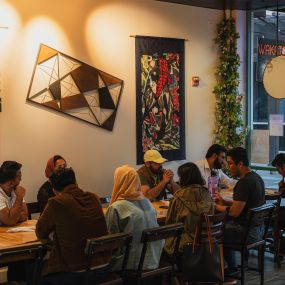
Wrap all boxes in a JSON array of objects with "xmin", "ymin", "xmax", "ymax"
[{"xmin": 213, "ymin": 16, "xmax": 246, "ymax": 149}]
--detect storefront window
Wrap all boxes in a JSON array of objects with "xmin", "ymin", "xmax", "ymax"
[{"xmin": 250, "ymin": 8, "xmax": 285, "ymax": 167}]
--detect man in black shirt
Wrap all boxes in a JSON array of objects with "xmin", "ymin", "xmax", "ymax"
[{"xmin": 216, "ymin": 147, "xmax": 265, "ymax": 275}]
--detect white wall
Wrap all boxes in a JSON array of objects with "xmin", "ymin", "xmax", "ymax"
[{"xmin": 0, "ymin": 0, "xmax": 223, "ymax": 201}]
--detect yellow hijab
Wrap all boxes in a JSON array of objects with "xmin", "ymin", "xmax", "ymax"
[{"xmin": 110, "ymin": 165, "xmax": 145, "ymax": 204}]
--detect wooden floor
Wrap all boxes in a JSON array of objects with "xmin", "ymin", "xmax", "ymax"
[{"xmin": 235, "ymin": 251, "xmax": 285, "ymax": 284}]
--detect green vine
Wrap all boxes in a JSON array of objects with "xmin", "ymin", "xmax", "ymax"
[{"xmin": 213, "ymin": 16, "xmax": 246, "ymax": 149}]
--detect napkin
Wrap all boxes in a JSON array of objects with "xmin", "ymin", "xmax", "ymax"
[{"xmin": 6, "ymin": 226, "xmax": 35, "ymax": 233}]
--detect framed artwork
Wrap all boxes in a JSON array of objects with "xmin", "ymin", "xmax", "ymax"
[
  {"xmin": 27, "ymin": 44, "xmax": 124, "ymax": 131},
  {"xmin": 135, "ymin": 36, "xmax": 185, "ymax": 164}
]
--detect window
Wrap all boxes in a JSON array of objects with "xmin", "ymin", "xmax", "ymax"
[{"xmin": 249, "ymin": 8, "xmax": 285, "ymax": 168}]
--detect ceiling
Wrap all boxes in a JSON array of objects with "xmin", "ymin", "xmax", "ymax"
[{"xmin": 157, "ymin": 0, "xmax": 285, "ymax": 10}]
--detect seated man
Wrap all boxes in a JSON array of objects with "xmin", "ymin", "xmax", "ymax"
[
  {"xmin": 215, "ymin": 147, "xmax": 265, "ymax": 276},
  {"xmin": 36, "ymin": 168, "xmax": 111, "ymax": 285},
  {"xmin": 137, "ymin": 149, "xmax": 179, "ymax": 201},
  {"xmin": 37, "ymin": 155, "xmax": 67, "ymax": 213},
  {"xmin": 0, "ymin": 161, "xmax": 28, "ymax": 226},
  {"xmin": 0, "ymin": 161, "xmax": 28, "ymax": 283},
  {"xmin": 271, "ymin": 153, "xmax": 285, "ymax": 229},
  {"xmin": 195, "ymin": 144, "xmax": 236, "ymax": 189},
  {"xmin": 272, "ymin": 153, "xmax": 285, "ymax": 195}
]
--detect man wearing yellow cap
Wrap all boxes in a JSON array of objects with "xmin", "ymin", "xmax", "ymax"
[{"xmin": 137, "ymin": 150, "xmax": 180, "ymax": 201}]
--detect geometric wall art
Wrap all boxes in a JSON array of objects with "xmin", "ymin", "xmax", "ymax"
[{"xmin": 26, "ymin": 44, "xmax": 124, "ymax": 131}]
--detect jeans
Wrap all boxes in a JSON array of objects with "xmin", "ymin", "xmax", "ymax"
[{"xmin": 223, "ymin": 221, "xmax": 264, "ymax": 268}]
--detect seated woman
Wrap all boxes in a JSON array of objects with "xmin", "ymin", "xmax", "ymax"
[
  {"xmin": 164, "ymin": 162, "xmax": 215, "ymax": 258},
  {"xmin": 106, "ymin": 165, "xmax": 163, "ymax": 271},
  {"xmin": 37, "ymin": 155, "xmax": 66, "ymax": 212}
]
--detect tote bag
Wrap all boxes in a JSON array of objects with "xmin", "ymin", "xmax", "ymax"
[{"xmin": 182, "ymin": 214, "xmax": 224, "ymax": 282}]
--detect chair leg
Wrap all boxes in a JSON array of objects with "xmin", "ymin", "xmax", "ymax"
[
  {"xmin": 169, "ymin": 270, "xmax": 174, "ymax": 285},
  {"xmin": 241, "ymin": 249, "xmax": 246, "ymax": 285},
  {"xmin": 135, "ymin": 276, "xmax": 141, "ymax": 285},
  {"xmin": 260, "ymin": 245, "xmax": 265, "ymax": 285},
  {"xmin": 258, "ymin": 246, "xmax": 261, "ymax": 274},
  {"xmin": 275, "ymin": 231, "xmax": 281, "ymax": 268}
]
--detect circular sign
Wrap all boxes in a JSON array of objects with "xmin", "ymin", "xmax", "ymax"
[{"xmin": 263, "ymin": 55, "xmax": 285, "ymax": 99}]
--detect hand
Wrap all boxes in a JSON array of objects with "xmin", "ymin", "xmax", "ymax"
[
  {"xmin": 15, "ymin": 186, "xmax": 26, "ymax": 199},
  {"xmin": 279, "ymin": 180, "xmax": 285, "ymax": 189},
  {"xmin": 162, "ymin": 169, "xmax": 173, "ymax": 184},
  {"xmin": 214, "ymin": 192, "xmax": 224, "ymax": 204},
  {"xmin": 19, "ymin": 206, "xmax": 28, "ymax": 222}
]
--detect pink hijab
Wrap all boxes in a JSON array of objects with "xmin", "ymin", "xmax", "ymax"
[
  {"xmin": 45, "ymin": 155, "xmax": 66, "ymax": 178},
  {"xmin": 110, "ymin": 165, "xmax": 144, "ymax": 205}
]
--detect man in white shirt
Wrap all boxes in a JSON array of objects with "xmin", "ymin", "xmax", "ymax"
[
  {"xmin": 0, "ymin": 161, "xmax": 29, "ymax": 283},
  {"xmin": 0, "ymin": 161, "xmax": 28, "ymax": 226},
  {"xmin": 195, "ymin": 144, "xmax": 236, "ymax": 189}
]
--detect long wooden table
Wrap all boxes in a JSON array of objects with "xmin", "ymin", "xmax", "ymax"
[{"xmin": 220, "ymin": 188, "xmax": 277, "ymax": 200}]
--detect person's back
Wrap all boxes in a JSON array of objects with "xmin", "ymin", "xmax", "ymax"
[
  {"xmin": 41, "ymin": 186, "xmax": 109, "ymax": 274},
  {"xmin": 164, "ymin": 163, "xmax": 215, "ymax": 256},
  {"xmin": 36, "ymin": 168, "xmax": 110, "ymax": 283},
  {"xmin": 106, "ymin": 198, "xmax": 163, "ymax": 271}
]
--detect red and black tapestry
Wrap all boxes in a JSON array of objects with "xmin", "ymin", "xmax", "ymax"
[{"xmin": 136, "ymin": 36, "xmax": 185, "ymax": 164}]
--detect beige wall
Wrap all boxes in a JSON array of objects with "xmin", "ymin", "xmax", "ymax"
[{"xmin": 0, "ymin": 0, "xmax": 223, "ymax": 201}]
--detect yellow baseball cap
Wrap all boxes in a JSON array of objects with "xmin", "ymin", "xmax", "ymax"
[{"xmin": 144, "ymin": 150, "xmax": 167, "ymax": 164}]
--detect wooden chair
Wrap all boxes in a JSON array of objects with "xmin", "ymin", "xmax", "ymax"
[
  {"xmin": 223, "ymin": 204, "xmax": 275, "ymax": 285},
  {"xmin": 265, "ymin": 191, "xmax": 283, "ymax": 267},
  {"xmin": 0, "ymin": 242, "xmax": 43, "ymax": 285},
  {"xmin": 126, "ymin": 222, "xmax": 184, "ymax": 285},
  {"xmin": 84, "ymin": 232, "xmax": 132, "ymax": 285},
  {"xmin": 26, "ymin": 202, "xmax": 40, "ymax": 220},
  {"xmin": 180, "ymin": 211, "xmax": 228, "ymax": 284}
]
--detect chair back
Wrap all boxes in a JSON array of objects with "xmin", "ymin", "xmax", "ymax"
[
  {"xmin": 27, "ymin": 202, "xmax": 40, "ymax": 219},
  {"xmin": 0, "ymin": 242, "xmax": 43, "ymax": 285},
  {"xmin": 265, "ymin": 191, "xmax": 282, "ymax": 229},
  {"xmin": 243, "ymin": 204, "xmax": 275, "ymax": 244},
  {"xmin": 84, "ymin": 232, "xmax": 132, "ymax": 283},
  {"xmin": 137, "ymin": 223, "xmax": 184, "ymax": 275},
  {"xmin": 196, "ymin": 211, "xmax": 228, "ymax": 245}
]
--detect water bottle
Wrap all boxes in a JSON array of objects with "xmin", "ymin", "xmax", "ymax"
[{"xmin": 208, "ymin": 170, "xmax": 219, "ymax": 198}]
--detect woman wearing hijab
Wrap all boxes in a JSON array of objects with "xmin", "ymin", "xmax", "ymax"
[
  {"xmin": 37, "ymin": 155, "xmax": 66, "ymax": 212},
  {"xmin": 106, "ymin": 165, "xmax": 163, "ymax": 271}
]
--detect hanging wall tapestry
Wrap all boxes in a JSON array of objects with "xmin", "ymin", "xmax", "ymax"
[
  {"xmin": 136, "ymin": 36, "xmax": 185, "ymax": 164},
  {"xmin": 27, "ymin": 44, "xmax": 123, "ymax": 131}
]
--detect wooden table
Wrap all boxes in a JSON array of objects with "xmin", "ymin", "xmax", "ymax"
[
  {"xmin": 0, "ymin": 220, "xmax": 38, "ymax": 249},
  {"xmin": 220, "ymin": 188, "xmax": 276, "ymax": 199},
  {"xmin": 220, "ymin": 188, "xmax": 233, "ymax": 200},
  {"xmin": 102, "ymin": 200, "xmax": 169, "ymax": 224},
  {"xmin": 0, "ymin": 220, "xmax": 41, "ymax": 265},
  {"xmin": 152, "ymin": 200, "xmax": 169, "ymax": 224}
]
